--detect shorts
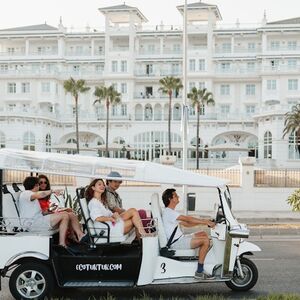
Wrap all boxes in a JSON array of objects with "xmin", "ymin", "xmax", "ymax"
[
  {"xmin": 171, "ymin": 234, "xmax": 193, "ymax": 249},
  {"xmin": 28, "ymin": 215, "xmax": 52, "ymax": 231}
]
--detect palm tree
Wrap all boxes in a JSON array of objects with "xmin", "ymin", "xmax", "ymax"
[
  {"xmin": 187, "ymin": 87, "xmax": 215, "ymax": 169},
  {"xmin": 94, "ymin": 85, "xmax": 121, "ymax": 157},
  {"xmin": 283, "ymin": 103, "xmax": 300, "ymax": 153},
  {"xmin": 159, "ymin": 76, "xmax": 183, "ymax": 155},
  {"xmin": 63, "ymin": 77, "xmax": 90, "ymax": 154}
]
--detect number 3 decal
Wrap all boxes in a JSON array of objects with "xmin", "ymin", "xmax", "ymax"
[{"xmin": 160, "ymin": 262, "xmax": 166, "ymax": 273}]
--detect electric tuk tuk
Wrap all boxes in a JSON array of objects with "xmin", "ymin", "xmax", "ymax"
[{"xmin": 0, "ymin": 149, "xmax": 261, "ymax": 300}]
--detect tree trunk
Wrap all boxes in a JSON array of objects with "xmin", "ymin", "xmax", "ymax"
[
  {"xmin": 196, "ymin": 104, "xmax": 200, "ymax": 169},
  {"xmin": 106, "ymin": 98, "xmax": 109, "ymax": 158},
  {"xmin": 75, "ymin": 96, "xmax": 80, "ymax": 154},
  {"xmin": 168, "ymin": 92, "xmax": 172, "ymax": 155}
]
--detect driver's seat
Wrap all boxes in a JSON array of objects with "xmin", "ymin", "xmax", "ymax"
[{"xmin": 150, "ymin": 193, "xmax": 197, "ymax": 258}]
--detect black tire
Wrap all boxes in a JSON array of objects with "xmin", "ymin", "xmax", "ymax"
[
  {"xmin": 9, "ymin": 262, "xmax": 54, "ymax": 300},
  {"xmin": 225, "ymin": 257, "xmax": 258, "ymax": 292}
]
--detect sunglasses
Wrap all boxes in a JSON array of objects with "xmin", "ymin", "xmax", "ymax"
[{"xmin": 39, "ymin": 180, "xmax": 47, "ymax": 184}]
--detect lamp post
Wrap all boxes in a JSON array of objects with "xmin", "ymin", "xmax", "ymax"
[{"xmin": 182, "ymin": 0, "xmax": 188, "ymax": 214}]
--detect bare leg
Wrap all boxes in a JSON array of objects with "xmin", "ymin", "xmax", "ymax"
[
  {"xmin": 191, "ymin": 232, "xmax": 210, "ymax": 263},
  {"xmin": 123, "ymin": 219, "xmax": 134, "ymax": 234},
  {"xmin": 67, "ymin": 212, "xmax": 84, "ymax": 241},
  {"xmin": 121, "ymin": 208, "xmax": 146, "ymax": 235},
  {"xmin": 50, "ymin": 212, "xmax": 69, "ymax": 246}
]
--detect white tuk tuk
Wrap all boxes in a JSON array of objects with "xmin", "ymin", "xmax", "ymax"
[{"xmin": 0, "ymin": 149, "xmax": 261, "ymax": 300}]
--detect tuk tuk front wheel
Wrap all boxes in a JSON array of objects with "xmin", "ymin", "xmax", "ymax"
[
  {"xmin": 9, "ymin": 262, "xmax": 54, "ymax": 300},
  {"xmin": 225, "ymin": 257, "xmax": 258, "ymax": 292}
]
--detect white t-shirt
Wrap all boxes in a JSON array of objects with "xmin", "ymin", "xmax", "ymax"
[
  {"xmin": 162, "ymin": 207, "xmax": 183, "ymax": 241},
  {"xmin": 19, "ymin": 190, "xmax": 43, "ymax": 220},
  {"xmin": 88, "ymin": 197, "xmax": 124, "ymax": 236},
  {"xmin": 88, "ymin": 198, "xmax": 113, "ymax": 222}
]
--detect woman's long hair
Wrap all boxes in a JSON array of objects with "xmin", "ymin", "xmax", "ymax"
[
  {"xmin": 85, "ymin": 178, "xmax": 107, "ymax": 205},
  {"xmin": 38, "ymin": 174, "xmax": 51, "ymax": 191}
]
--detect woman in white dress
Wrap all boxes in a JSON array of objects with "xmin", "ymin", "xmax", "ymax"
[{"xmin": 85, "ymin": 178, "xmax": 147, "ymax": 236}]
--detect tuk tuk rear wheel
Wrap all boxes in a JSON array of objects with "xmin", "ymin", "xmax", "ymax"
[
  {"xmin": 9, "ymin": 262, "xmax": 54, "ymax": 300},
  {"xmin": 225, "ymin": 257, "xmax": 258, "ymax": 292}
]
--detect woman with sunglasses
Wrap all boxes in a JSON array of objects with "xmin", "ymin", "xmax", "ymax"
[
  {"xmin": 38, "ymin": 174, "xmax": 86, "ymax": 243},
  {"xmin": 85, "ymin": 178, "xmax": 148, "ymax": 237}
]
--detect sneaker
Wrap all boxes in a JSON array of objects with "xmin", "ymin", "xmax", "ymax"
[{"xmin": 194, "ymin": 271, "xmax": 215, "ymax": 280}]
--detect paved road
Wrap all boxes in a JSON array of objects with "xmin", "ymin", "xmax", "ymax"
[{"xmin": 1, "ymin": 239, "xmax": 300, "ymax": 299}]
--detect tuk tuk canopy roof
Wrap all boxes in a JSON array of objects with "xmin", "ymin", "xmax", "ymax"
[{"xmin": 0, "ymin": 149, "xmax": 226, "ymax": 187}]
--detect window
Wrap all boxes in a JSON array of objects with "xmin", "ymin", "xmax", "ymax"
[
  {"xmin": 0, "ymin": 132, "xmax": 5, "ymax": 148},
  {"xmin": 112, "ymin": 61, "xmax": 118, "ymax": 72},
  {"xmin": 121, "ymin": 60, "xmax": 127, "ymax": 73},
  {"xmin": 75, "ymin": 46, "xmax": 83, "ymax": 54},
  {"xmin": 246, "ymin": 105, "xmax": 256, "ymax": 114},
  {"xmin": 37, "ymin": 46, "xmax": 45, "ymax": 54},
  {"xmin": 267, "ymin": 80, "xmax": 277, "ymax": 90},
  {"xmin": 98, "ymin": 46, "xmax": 103, "ymax": 54},
  {"xmin": 23, "ymin": 132, "xmax": 35, "ymax": 151},
  {"xmin": 189, "ymin": 59, "xmax": 195, "ymax": 72},
  {"xmin": 173, "ymin": 44, "xmax": 181, "ymax": 53},
  {"xmin": 221, "ymin": 62, "xmax": 230, "ymax": 71},
  {"xmin": 148, "ymin": 44, "xmax": 155, "ymax": 53},
  {"xmin": 146, "ymin": 64, "xmax": 153, "ymax": 75},
  {"xmin": 289, "ymin": 131, "xmax": 300, "ymax": 159},
  {"xmin": 41, "ymin": 82, "xmax": 50, "ymax": 93},
  {"xmin": 0, "ymin": 64, "xmax": 8, "ymax": 72},
  {"xmin": 112, "ymin": 105, "xmax": 118, "ymax": 116},
  {"xmin": 288, "ymin": 79, "xmax": 298, "ymax": 91},
  {"xmin": 288, "ymin": 41, "xmax": 297, "ymax": 50},
  {"xmin": 220, "ymin": 104, "xmax": 230, "ymax": 114},
  {"xmin": 248, "ymin": 43, "xmax": 256, "ymax": 51},
  {"xmin": 263, "ymin": 131, "xmax": 272, "ymax": 159},
  {"xmin": 8, "ymin": 83, "xmax": 16, "ymax": 93},
  {"xmin": 95, "ymin": 64, "xmax": 104, "ymax": 73},
  {"xmin": 8, "ymin": 104, "xmax": 16, "ymax": 111},
  {"xmin": 121, "ymin": 83, "xmax": 127, "ymax": 94},
  {"xmin": 288, "ymin": 59, "xmax": 297, "ymax": 68},
  {"xmin": 121, "ymin": 104, "xmax": 127, "ymax": 116},
  {"xmin": 222, "ymin": 43, "xmax": 231, "ymax": 53},
  {"xmin": 270, "ymin": 41, "xmax": 280, "ymax": 50},
  {"xmin": 270, "ymin": 60, "xmax": 279, "ymax": 68},
  {"xmin": 55, "ymin": 84, "xmax": 58, "ymax": 95},
  {"xmin": 220, "ymin": 84, "xmax": 230, "ymax": 95},
  {"xmin": 73, "ymin": 65, "xmax": 80, "ymax": 73},
  {"xmin": 172, "ymin": 63, "xmax": 180, "ymax": 74},
  {"xmin": 45, "ymin": 134, "xmax": 51, "ymax": 152},
  {"xmin": 199, "ymin": 59, "xmax": 205, "ymax": 71},
  {"xmin": 189, "ymin": 82, "xmax": 195, "ymax": 92},
  {"xmin": 246, "ymin": 84, "xmax": 255, "ymax": 95},
  {"xmin": 21, "ymin": 82, "xmax": 30, "ymax": 93},
  {"xmin": 247, "ymin": 62, "xmax": 255, "ymax": 71},
  {"xmin": 7, "ymin": 47, "xmax": 15, "ymax": 54},
  {"xmin": 199, "ymin": 82, "xmax": 205, "ymax": 90}
]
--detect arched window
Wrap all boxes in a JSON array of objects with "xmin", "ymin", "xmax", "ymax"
[
  {"xmin": 23, "ymin": 132, "xmax": 35, "ymax": 151},
  {"xmin": 0, "ymin": 132, "xmax": 5, "ymax": 148},
  {"xmin": 288, "ymin": 131, "xmax": 300, "ymax": 159},
  {"xmin": 154, "ymin": 104, "xmax": 162, "ymax": 121},
  {"xmin": 144, "ymin": 104, "xmax": 153, "ymax": 121},
  {"xmin": 264, "ymin": 131, "xmax": 272, "ymax": 159},
  {"xmin": 45, "ymin": 134, "xmax": 51, "ymax": 152},
  {"xmin": 173, "ymin": 104, "xmax": 181, "ymax": 120},
  {"xmin": 135, "ymin": 104, "xmax": 143, "ymax": 121},
  {"xmin": 96, "ymin": 137, "xmax": 105, "ymax": 157}
]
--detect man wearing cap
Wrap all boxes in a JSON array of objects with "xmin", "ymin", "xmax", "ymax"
[
  {"xmin": 106, "ymin": 171, "xmax": 125, "ymax": 214},
  {"xmin": 106, "ymin": 171, "xmax": 150, "ymax": 231}
]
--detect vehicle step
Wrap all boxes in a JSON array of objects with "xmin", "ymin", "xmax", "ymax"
[{"xmin": 63, "ymin": 281, "xmax": 134, "ymax": 287}]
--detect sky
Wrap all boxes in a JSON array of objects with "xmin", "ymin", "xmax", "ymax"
[{"xmin": 0, "ymin": 0, "xmax": 299, "ymax": 30}]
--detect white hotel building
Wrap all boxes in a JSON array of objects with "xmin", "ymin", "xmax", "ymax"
[{"xmin": 0, "ymin": 2, "xmax": 300, "ymax": 168}]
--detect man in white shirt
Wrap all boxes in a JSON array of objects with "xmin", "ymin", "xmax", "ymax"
[
  {"xmin": 162, "ymin": 188, "xmax": 215, "ymax": 279},
  {"xmin": 19, "ymin": 176, "xmax": 72, "ymax": 247}
]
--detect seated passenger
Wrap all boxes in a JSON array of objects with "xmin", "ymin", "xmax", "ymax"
[
  {"xmin": 106, "ymin": 171, "xmax": 151, "ymax": 231},
  {"xmin": 85, "ymin": 178, "xmax": 148, "ymax": 237},
  {"xmin": 161, "ymin": 188, "xmax": 215, "ymax": 280},
  {"xmin": 19, "ymin": 176, "xmax": 86, "ymax": 247}
]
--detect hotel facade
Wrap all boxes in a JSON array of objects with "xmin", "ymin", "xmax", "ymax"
[{"xmin": 0, "ymin": 2, "xmax": 300, "ymax": 168}]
